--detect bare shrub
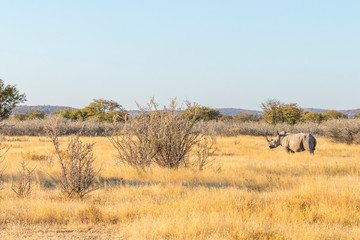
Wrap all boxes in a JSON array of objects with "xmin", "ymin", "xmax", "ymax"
[
  {"xmin": 108, "ymin": 118, "xmax": 156, "ymax": 172},
  {"xmin": 354, "ymin": 132, "xmax": 360, "ymax": 145},
  {"xmin": 109, "ymin": 98, "xmax": 215, "ymax": 170},
  {"xmin": 322, "ymin": 119, "xmax": 360, "ymax": 144},
  {"xmin": 0, "ymin": 135, "xmax": 9, "ymax": 188},
  {"xmin": 195, "ymin": 136, "xmax": 217, "ymax": 171},
  {"xmin": 196, "ymin": 118, "xmax": 360, "ymax": 144},
  {"xmin": 11, "ymin": 161, "xmax": 35, "ymax": 198},
  {"xmin": 2, "ymin": 116, "xmax": 120, "ymax": 136},
  {"xmin": 45, "ymin": 118, "xmax": 100, "ymax": 198},
  {"xmin": 150, "ymin": 100, "xmax": 203, "ymax": 169},
  {"xmin": 194, "ymin": 120, "xmax": 324, "ymax": 137},
  {"xmin": 0, "ymin": 114, "xmax": 325, "ymax": 139}
]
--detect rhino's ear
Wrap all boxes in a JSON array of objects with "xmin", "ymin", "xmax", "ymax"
[{"xmin": 277, "ymin": 131, "xmax": 279, "ymax": 135}]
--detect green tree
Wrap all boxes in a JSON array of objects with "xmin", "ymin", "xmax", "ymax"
[
  {"xmin": 0, "ymin": 79, "xmax": 26, "ymax": 120},
  {"xmin": 282, "ymin": 103, "xmax": 303, "ymax": 124},
  {"xmin": 301, "ymin": 111, "xmax": 324, "ymax": 123},
  {"xmin": 71, "ymin": 109, "xmax": 88, "ymax": 121},
  {"xmin": 322, "ymin": 110, "xmax": 347, "ymax": 120},
  {"xmin": 261, "ymin": 99, "xmax": 284, "ymax": 125},
  {"xmin": 83, "ymin": 99, "xmax": 127, "ymax": 122},
  {"xmin": 26, "ymin": 110, "xmax": 45, "ymax": 120},
  {"xmin": 356, "ymin": 112, "xmax": 360, "ymax": 119},
  {"xmin": 261, "ymin": 99, "xmax": 303, "ymax": 125},
  {"xmin": 57, "ymin": 109, "xmax": 88, "ymax": 121},
  {"xmin": 180, "ymin": 105, "xmax": 221, "ymax": 122},
  {"xmin": 10, "ymin": 114, "xmax": 27, "ymax": 121},
  {"xmin": 57, "ymin": 100, "xmax": 127, "ymax": 122},
  {"xmin": 57, "ymin": 109, "xmax": 74, "ymax": 120}
]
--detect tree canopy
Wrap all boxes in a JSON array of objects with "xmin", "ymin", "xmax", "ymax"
[
  {"xmin": 180, "ymin": 105, "xmax": 221, "ymax": 122},
  {"xmin": 261, "ymin": 99, "xmax": 303, "ymax": 125},
  {"xmin": 321, "ymin": 110, "xmax": 347, "ymax": 120},
  {"xmin": 0, "ymin": 79, "xmax": 26, "ymax": 120},
  {"xmin": 57, "ymin": 99, "xmax": 127, "ymax": 122}
]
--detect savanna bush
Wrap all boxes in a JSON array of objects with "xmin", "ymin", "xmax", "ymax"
[
  {"xmin": 322, "ymin": 119, "xmax": 360, "ymax": 144},
  {"xmin": 45, "ymin": 118, "xmax": 100, "ymax": 198},
  {"xmin": 2, "ymin": 117, "xmax": 120, "ymax": 136},
  {"xmin": 193, "ymin": 120, "xmax": 324, "ymax": 137},
  {"xmin": 196, "ymin": 119, "xmax": 360, "ymax": 144},
  {"xmin": 109, "ymin": 99, "xmax": 215, "ymax": 170}
]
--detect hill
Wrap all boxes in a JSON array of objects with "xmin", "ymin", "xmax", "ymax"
[
  {"xmin": 11, "ymin": 105, "xmax": 73, "ymax": 115},
  {"xmin": 303, "ymin": 108, "xmax": 360, "ymax": 119},
  {"xmin": 215, "ymin": 108, "xmax": 263, "ymax": 116},
  {"xmin": 339, "ymin": 109, "xmax": 360, "ymax": 119}
]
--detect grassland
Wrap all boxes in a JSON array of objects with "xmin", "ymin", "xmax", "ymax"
[{"xmin": 0, "ymin": 135, "xmax": 359, "ymax": 239}]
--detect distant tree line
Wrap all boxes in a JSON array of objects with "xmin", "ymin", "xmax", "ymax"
[
  {"xmin": 1, "ymin": 78, "xmax": 359, "ymax": 125},
  {"xmin": 10, "ymin": 110, "xmax": 45, "ymax": 121},
  {"xmin": 261, "ymin": 99, "xmax": 349, "ymax": 125},
  {"xmin": 8, "ymin": 98, "xmax": 356, "ymax": 125},
  {"xmin": 58, "ymin": 100, "xmax": 222, "ymax": 123}
]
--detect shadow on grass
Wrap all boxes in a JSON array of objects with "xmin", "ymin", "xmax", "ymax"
[
  {"xmin": 2, "ymin": 174, "xmax": 276, "ymax": 192},
  {"xmin": 98, "ymin": 177, "xmax": 159, "ymax": 188},
  {"xmin": 98, "ymin": 177, "xmax": 271, "ymax": 191}
]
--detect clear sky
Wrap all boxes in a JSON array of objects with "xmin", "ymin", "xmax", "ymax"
[{"xmin": 1, "ymin": 1, "xmax": 359, "ymax": 110}]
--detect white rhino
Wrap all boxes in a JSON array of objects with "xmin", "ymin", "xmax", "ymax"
[{"xmin": 266, "ymin": 131, "xmax": 317, "ymax": 154}]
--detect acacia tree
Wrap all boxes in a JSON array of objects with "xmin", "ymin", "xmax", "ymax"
[
  {"xmin": 82, "ymin": 99, "xmax": 127, "ymax": 122},
  {"xmin": 0, "ymin": 79, "xmax": 26, "ymax": 120},
  {"xmin": 180, "ymin": 104, "xmax": 221, "ymax": 122},
  {"xmin": 261, "ymin": 99, "xmax": 303, "ymax": 125},
  {"xmin": 261, "ymin": 99, "xmax": 284, "ymax": 125},
  {"xmin": 301, "ymin": 111, "xmax": 324, "ymax": 123},
  {"xmin": 322, "ymin": 110, "xmax": 347, "ymax": 120},
  {"xmin": 26, "ymin": 110, "xmax": 45, "ymax": 120},
  {"xmin": 57, "ymin": 99, "xmax": 127, "ymax": 122},
  {"xmin": 282, "ymin": 103, "xmax": 303, "ymax": 124},
  {"xmin": 57, "ymin": 109, "xmax": 88, "ymax": 121}
]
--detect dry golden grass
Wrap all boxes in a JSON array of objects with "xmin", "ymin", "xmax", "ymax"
[{"xmin": 0, "ymin": 135, "xmax": 360, "ymax": 239}]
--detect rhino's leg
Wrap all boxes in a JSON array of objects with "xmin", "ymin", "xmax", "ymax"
[
  {"xmin": 309, "ymin": 142, "xmax": 316, "ymax": 155},
  {"xmin": 284, "ymin": 147, "xmax": 294, "ymax": 154}
]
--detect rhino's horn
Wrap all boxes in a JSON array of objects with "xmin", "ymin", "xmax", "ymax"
[{"xmin": 265, "ymin": 136, "xmax": 270, "ymax": 143}]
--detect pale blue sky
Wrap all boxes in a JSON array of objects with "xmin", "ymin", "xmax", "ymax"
[{"xmin": 1, "ymin": 1, "xmax": 359, "ymax": 110}]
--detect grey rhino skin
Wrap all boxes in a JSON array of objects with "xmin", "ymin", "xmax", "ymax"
[{"xmin": 266, "ymin": 131, "xmax": 317, "ymax": 154}]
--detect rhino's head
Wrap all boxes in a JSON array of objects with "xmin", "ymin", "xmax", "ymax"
[{"xmin": 266, "ymin": 131, "xmax": 287, "ymax": 149}]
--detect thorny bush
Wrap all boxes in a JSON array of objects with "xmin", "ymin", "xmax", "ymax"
[
  {"xmin": 45, "ymin": 118, "xmax": 100, "ymax": 198},
  {"xmin": 108, "ymin": 98, "xmax": 216, "ymax": 171}
]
